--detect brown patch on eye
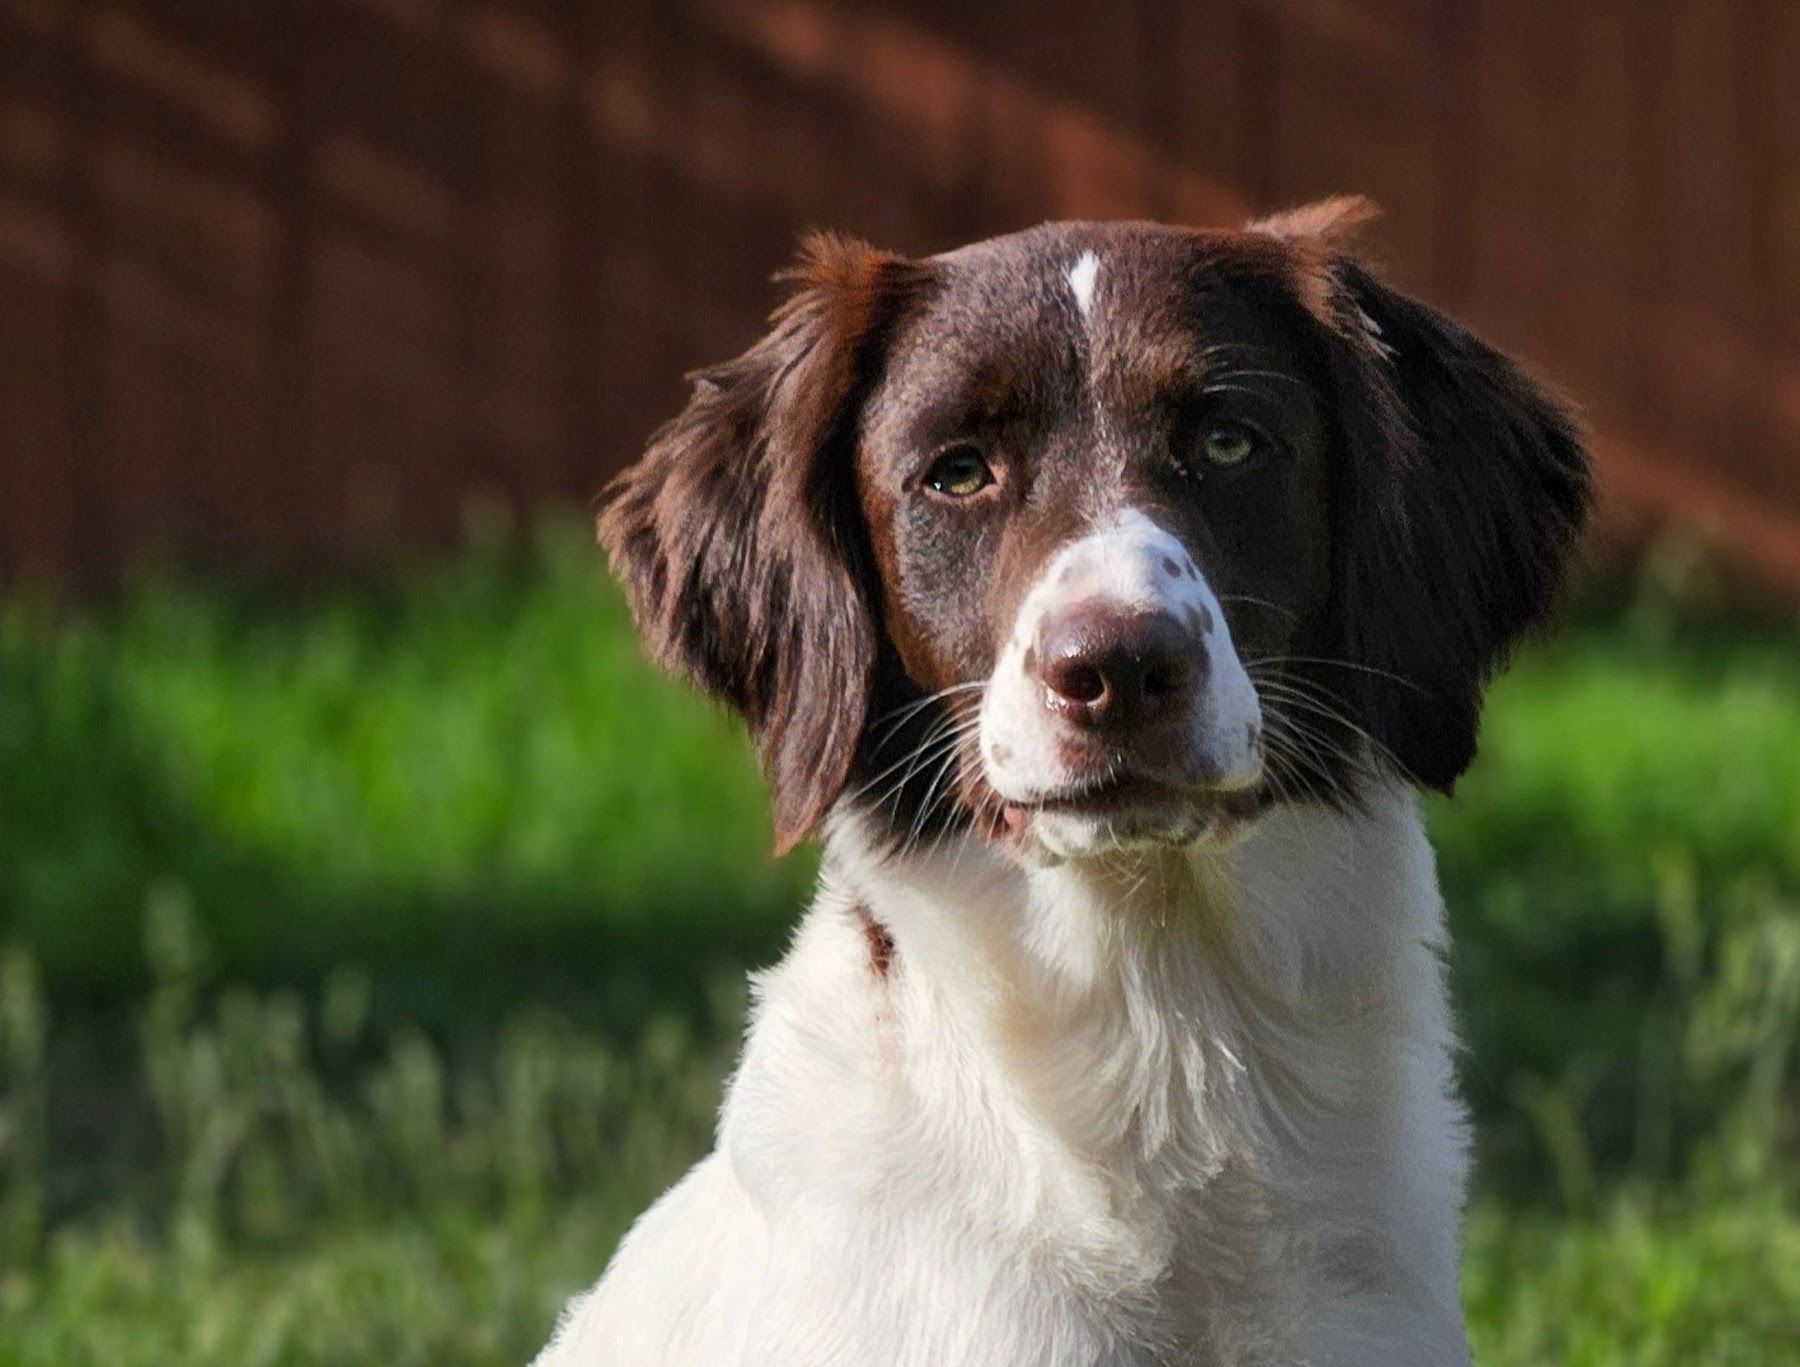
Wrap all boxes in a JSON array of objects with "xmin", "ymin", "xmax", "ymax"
[
  {"xmin": 853, "ymin": 902, "xmax": 896, "ymax": 979},
  {"xmin": 857, "ymin": 472, "xmax": 961, "ymax": 692}
]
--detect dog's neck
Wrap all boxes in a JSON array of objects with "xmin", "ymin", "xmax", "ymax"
[{"xmin": 816, "ymin": 786, "xmax": 1446, "ymax": 1167}]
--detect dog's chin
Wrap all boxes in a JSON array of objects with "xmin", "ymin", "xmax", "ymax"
[{"xmin": 985, "ymin": 773, "xmax": 1269, "ymax": 864}]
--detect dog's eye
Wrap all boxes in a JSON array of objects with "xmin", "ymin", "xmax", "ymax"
[
  {"xmin": 1199, "ymin": 425, "xmax": 1258, "ymax": 468},
  {"xmin": 923, "ymin": 444, "xmax": 995, "ymax": 498}
]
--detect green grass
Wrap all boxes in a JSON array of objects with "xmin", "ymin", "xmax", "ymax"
[
  {"xmin": 1, "ymin": 523, "xmax": 1796, "ymax": 1362},
  {"xmin": 0, "ymin": 523, "xmax": 811, "ymax": 1035}
]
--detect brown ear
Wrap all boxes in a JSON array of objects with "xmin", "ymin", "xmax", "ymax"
[
  {"xmin": 1260, "ymin": 202, "xmax": 1594, "ymax": 790},
  {"xmin": 600, "ymin": 234, "xmax": 922, "ymax": 852}
]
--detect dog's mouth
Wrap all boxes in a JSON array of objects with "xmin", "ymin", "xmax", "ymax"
[{"xmin": 984, "ymin": 772, "xmax": 1271, "ymax": 846}]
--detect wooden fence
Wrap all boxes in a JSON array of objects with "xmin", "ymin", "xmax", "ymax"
[{"xmin": 2, "ymin": 0, "xmax": 1795, "ymax": 588}]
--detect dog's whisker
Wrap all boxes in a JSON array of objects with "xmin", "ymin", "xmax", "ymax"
[
  {"xmin": 1244, "ymin": 655, "xmax": 1428, "ymax": 694},
  {"xmin": 902, "ymin": 746, "xmax": 967, "ymax": 856},
  {"xmin": 1214, "ymin": 593, "xmax": 1299, "ymax": 622},
  {"xmin": 1197, "ymin": 381, "xmax": 1277, "ymax": 403},
  {"xmin": 1259, "ymin": 702, "xmax": 1386, "ymax": 789},
  {"xmin": 1258, "ymin": 723, "xmax": 1346, "ymax": 797},
  {"xmin": 856, "ymin": 711, "xmax": 983, "ymax": 805},
  {"xmin": 1251, "ymin": 679, "xmax": 1408, "ymax": 776},
  {"xmin": 1199, "ymin": 366, "xmax": 1315, "ymax": 391},
  {"xmin": 868, "ymin": 681, "xmax": 988, "ymax": 746},
  {"xmin": 1258, "ymin": 711, "xmax": 1382, "ymax": 792}
]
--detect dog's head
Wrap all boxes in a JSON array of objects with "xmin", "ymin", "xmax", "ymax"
[{"xmin": 602, "ymin": 202, "xmax": 1591, "ymax": 862}]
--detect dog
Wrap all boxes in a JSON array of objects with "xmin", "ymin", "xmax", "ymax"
[{"xmin": 536, "ymin": 198, "xmax": 1590, "ymax": 1366}]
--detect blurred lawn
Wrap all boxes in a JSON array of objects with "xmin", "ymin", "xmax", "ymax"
[{"xmin": 1, "ymin": 522, "xmax": 1796, "ymax": 1364}]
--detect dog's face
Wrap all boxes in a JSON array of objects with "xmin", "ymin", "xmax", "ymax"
[
  {"xmin": 857, "ymin": 225, "xmax": 1332, "ymax": 857},
  {"xmin": 603, "ymin": 202, "xmax": 1590, "ymax": 862}
]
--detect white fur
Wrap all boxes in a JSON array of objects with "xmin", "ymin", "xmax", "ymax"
[
  {"xmin": 1067, "ymin": 250, "xmax": 1101, "ymax": 318},
  {"xmin": 536, "ymin": 786, "xmax": 1472, "ymax": 1365}
]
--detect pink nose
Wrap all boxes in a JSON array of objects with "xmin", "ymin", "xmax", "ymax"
[{"xmin": 1034, "ymin": 603, "xmax": 1200, "ymax": 730}]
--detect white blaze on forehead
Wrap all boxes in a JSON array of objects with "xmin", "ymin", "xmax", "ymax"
[{"xmin": 1066, "ymin": 251, "xmax": 1100, "ymax": 318}]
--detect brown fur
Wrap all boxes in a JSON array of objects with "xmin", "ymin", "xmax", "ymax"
[{"xmin": 853, "ymin": 902, "xmax": 897, "ymax": 979}]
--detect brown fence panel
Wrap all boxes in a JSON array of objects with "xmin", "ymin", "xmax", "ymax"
[{"xmin": 1, "ymin": 0, "xmax": 1795, "ymax": 589}]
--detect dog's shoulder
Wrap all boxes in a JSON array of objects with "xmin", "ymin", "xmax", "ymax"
[{"xmin": 534, "ymin": 1153, "xmax": 758, "ymax": 1366}]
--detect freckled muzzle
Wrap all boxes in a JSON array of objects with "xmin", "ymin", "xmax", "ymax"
[{"xmin": 978, "ymin": 511, "xmax": 1265, "ymax": 853}]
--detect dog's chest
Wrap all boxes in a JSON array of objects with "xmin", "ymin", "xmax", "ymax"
[
  {"xmin": 723, "ymin": 926, "xmax": 1392, "ymax": 1364},
  {"xmin": 725, "ymin": 1079, "xmax": 1354, "ymax": 1367}
]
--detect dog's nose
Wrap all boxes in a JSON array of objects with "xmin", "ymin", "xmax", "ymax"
[{"xmin": 1035, "ymin": 604, "xmax": 1199, "ymax": 729}]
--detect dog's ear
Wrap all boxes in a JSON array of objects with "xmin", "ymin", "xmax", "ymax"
[
  {"xmin": 1256, "ymin": 199, "xmax": 1593, "ymax": 791},
  {"xmin": 600, "ymin": 234, "xmax": 923, "ymax": 851}
]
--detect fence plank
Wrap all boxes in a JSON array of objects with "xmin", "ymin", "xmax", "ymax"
[{"xmin": 0, "ymin": 7, "xmax": 76, "ymax": 580}]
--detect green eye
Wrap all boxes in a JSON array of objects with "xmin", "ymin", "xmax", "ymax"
[
  {"xmin": 924, "ymin": 444, "xmax": 995, "ymax": 497},
  {"xmin": 1200, "ymin": 426, "xmax": 1257, "ymax": 468}
]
